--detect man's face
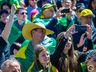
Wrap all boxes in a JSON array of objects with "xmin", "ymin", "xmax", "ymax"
[
  {"xmin": 61, "ymin": 0, "xmax": 72, "ymax": 9},
  {"xmin": 80, "ymin": 16, "xmax": 93, "ymax": 25},
  {"xmin": 2, "ymin": 5, "xmax": 11, "ymax": 13},
  {"xmin": 43, "ymin": 8, "xmax": 54, "ymax": 18},
  {"xmin": 3, "ymin": 61, "xmax": 21, "ymax": 72},
  {"xmin": 0, "ymin": 13, "xmax": 8, "ymax": 23},
  {"xmin": 28, "ymin": 0, "xmax": 37, "ymax": 8},
  {"xmin": 16, "ymin": 9, "xmax": 27, "ymax": 21},
  {"xmin": 32, "ymin": 28, "xmax": 45, "ymax": 42},
  {"xmin": 92, "ymin": 0, "xmax": 96, "ymax": 10}
]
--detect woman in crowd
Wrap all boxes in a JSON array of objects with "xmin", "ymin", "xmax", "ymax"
[
  {"xmin": 88, "ymin": 0, "xmax": 96, "ymax": 28},
  {"xmin": 56, "ymin": 32, "xmax": 82, "ymax": 72},
  {"xmin": 29, "ymin": 44, "xmax": 58, "ymax": 72},
  {"xmin": 25, "ymin": 30, "xmax": 68, "ymax": 72},
  {"xmin": 24, "ymin": 0, "xmax": 40, "ymax": 20},
  {"xmin": 88, "ymin": 0, "xmax": 96, "ymax": 14},
  {"xmin": 30, "ymin": 25, "xmax": 84, "ymax": 72}
]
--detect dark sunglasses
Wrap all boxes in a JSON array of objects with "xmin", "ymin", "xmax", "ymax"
[
  {"xmin": 32, "ymin": 28, "xmax": 46, "ymax": 34},
  {"xmin": 20, "ymin": 12, "xmax": 27, "ymax": 15},
  {"xmin": 29, "ymin": 0, "xmax": 37, "ymax": 1},
  {"xmin": 84, "ymin": 16, "xmax": 93, "ymax": 19}
]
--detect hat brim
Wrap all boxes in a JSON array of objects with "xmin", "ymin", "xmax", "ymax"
[
  {"xmin": 80, "ymin": 9, "xmax": 95, "ymax": 17},
  {"xmin": 42, "ymin": 4, "xmax": 56, "ymax": 11},
  {"xmin": 22, "ymin": 23, "xmax": 54, "ymax": 40},
  {"xmin": 82, "ymin": 14, "xmax": 95, "ymax": 17}
]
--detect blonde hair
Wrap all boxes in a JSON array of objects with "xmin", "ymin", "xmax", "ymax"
[{"xmin": 1, "ymin": 59, "xmax": 20, "ymax": 72}]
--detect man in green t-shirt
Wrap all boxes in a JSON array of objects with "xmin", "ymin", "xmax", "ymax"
[
  {"xmin": 16, "ymin": 22, "xmax": 56, "ymax": 72},
  {"xmin": 8, "ymin": 7, "xmax": 31, "ymax": 45}
]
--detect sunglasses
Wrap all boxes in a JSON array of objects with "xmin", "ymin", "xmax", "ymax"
[
  {"xmin": 84, "ymin": 16, "xmax": 93, "ymax": 19},
  {"xmin": 20, "ymin": 12, "xmax": 28, "ymax": 15},
  {"xmin": 32, "ymin": 28, "xmax": 46, "ymax": 34},
  {"xmin": 29, "ymin": 0, "xmax": 37, "ymax": 1}
]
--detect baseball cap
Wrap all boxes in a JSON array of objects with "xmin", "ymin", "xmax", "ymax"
[{"xmin": 80, "ymin": 9, "xmax": 95, "ymax": 17}]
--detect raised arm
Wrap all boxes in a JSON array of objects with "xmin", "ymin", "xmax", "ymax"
[{"xmin": 1, "ymin": 4, "xmax": 16, "ymax": 41}]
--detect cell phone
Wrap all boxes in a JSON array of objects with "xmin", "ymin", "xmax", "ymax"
[
  {"xmin": 75, "ymin": 25, "xmax": 87, "ymax": 33},
  {"xmin": 61, "ymin": 8, "xmax": 70, "ymax": 13}
]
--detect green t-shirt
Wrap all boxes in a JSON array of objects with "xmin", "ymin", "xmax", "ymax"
[
  {"xmin": 16, "ymin": 36, "xmax": 56, "ymax": 72},
  {"xmin": 57, "ymin": 16, "xmax": 74, "ymax": 30},
  {"xmin": 16, "ymin": 42, "xmax": 35, "ymax": 72},
  {"xmin": 8, "ymin": 19, "xmax": 31, "ymax": 45},
  {"xmin": 21, "ymin": 36, "xmax": 56, "ymax": 54}
]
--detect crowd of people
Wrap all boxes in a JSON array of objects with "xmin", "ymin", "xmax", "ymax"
[{"xmin": 0, "ymin": 0, "xmax": 96, "ymax": 72}]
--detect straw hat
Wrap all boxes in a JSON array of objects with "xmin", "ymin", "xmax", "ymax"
[{"xmin": 22, "ymin": 22, "xmax": 54, "ymax": 40}]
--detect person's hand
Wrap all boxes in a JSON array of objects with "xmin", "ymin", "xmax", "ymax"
[
  {"xmin": 67, "ymin": 24, "xmax": 76, "ymax": 31},
  {"xmin": 20, "ymin": 1, "xmax": 26, "ymax": 8},
  {"xmin": 65, "ymin": 24, "xmax": 76, "ymax": 38},
  {"xmin": 11, "ymin": 4, "xmax": 17, "ymax": 15},
  {"xmin": 86, "ymin": 24, "xmax": 92, "ymax": 39},
  {"xmin": 77, "ymin": 33, "xmax": 86, "ymax": 48},
  {"xmin": 55, "ymin": 8, "xmax": 64, "ymax": 18}
]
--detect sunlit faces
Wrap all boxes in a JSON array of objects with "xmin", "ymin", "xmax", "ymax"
[
  {"xmin": 80, "ymin": 16, "xmax": 93, "ymax": 25},
  {"xmin": 64, "ymin": 37, "xmax": 72, "ymax": 50},
  {"xmin": 28, "ymin": 0, "xmax": 37, "ymax": 8},
  {"xmin": 0, "ymin": 13, "xmax": 9, "ymax": 23},
  {"xmin": 2, "ymin": 5, "xmax": 10, "ymax": 13},
  {"xmin": 38, "ymin": 50, "xmax": 50, "ymax": 67},
  {"xmin": 63, "ymin": 37, "xmax": 72, "ymax": 54},
  {"xmin": 31, "ymin": 28, "xmax": 46, "ymax": 42},
  {"xmin": 92, "ymin": 0, "xmax": 96, "ymax": 10},
  {"xmin": 28, "ymin": 0, "xmax": 37, "ymax": 3},
  {"xmin": 61, "ymin": 0, "xmax": 72, "ymax": 8},
  {"xmin": 8, "ymin": 62, "xmax": 21, "ymax": 72},
  {"xmin": 1, "ymin": 60, "xmax": 21, "ymax": 72},
  {"xmin": 43, "ymin": 7, "xmax": 55, "ymax": 18},
  {"xmin": 34, "ymin": 45, "xmax": 50, "ymax": 68},
  {"xmin": 17, "ymin": 10, "xmax": 27, "ymax": 21},
  {"xmin": 20, "ymin": 12, "xmax": 28, "ymax": 15}
]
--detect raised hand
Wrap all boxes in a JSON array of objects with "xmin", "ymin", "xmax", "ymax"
[
  {"xmin": 77, "ymin": 33, "xmax": 86, "ymax": 48},
  {"xmin": 86, "ymin": 24, "xmax": 92, "ymax": 39},
  {"xmin": 11, "ymin": 4, "xmax": 17, "ymax": 15},
  {"xmin": 65, "ymin": 24, "xmax": 76, "ymax": 38}
]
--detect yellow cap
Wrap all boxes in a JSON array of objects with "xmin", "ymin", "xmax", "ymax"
[{"xmin": 80, "ymin": 9, "xmax": 95, "ymax": 17}]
